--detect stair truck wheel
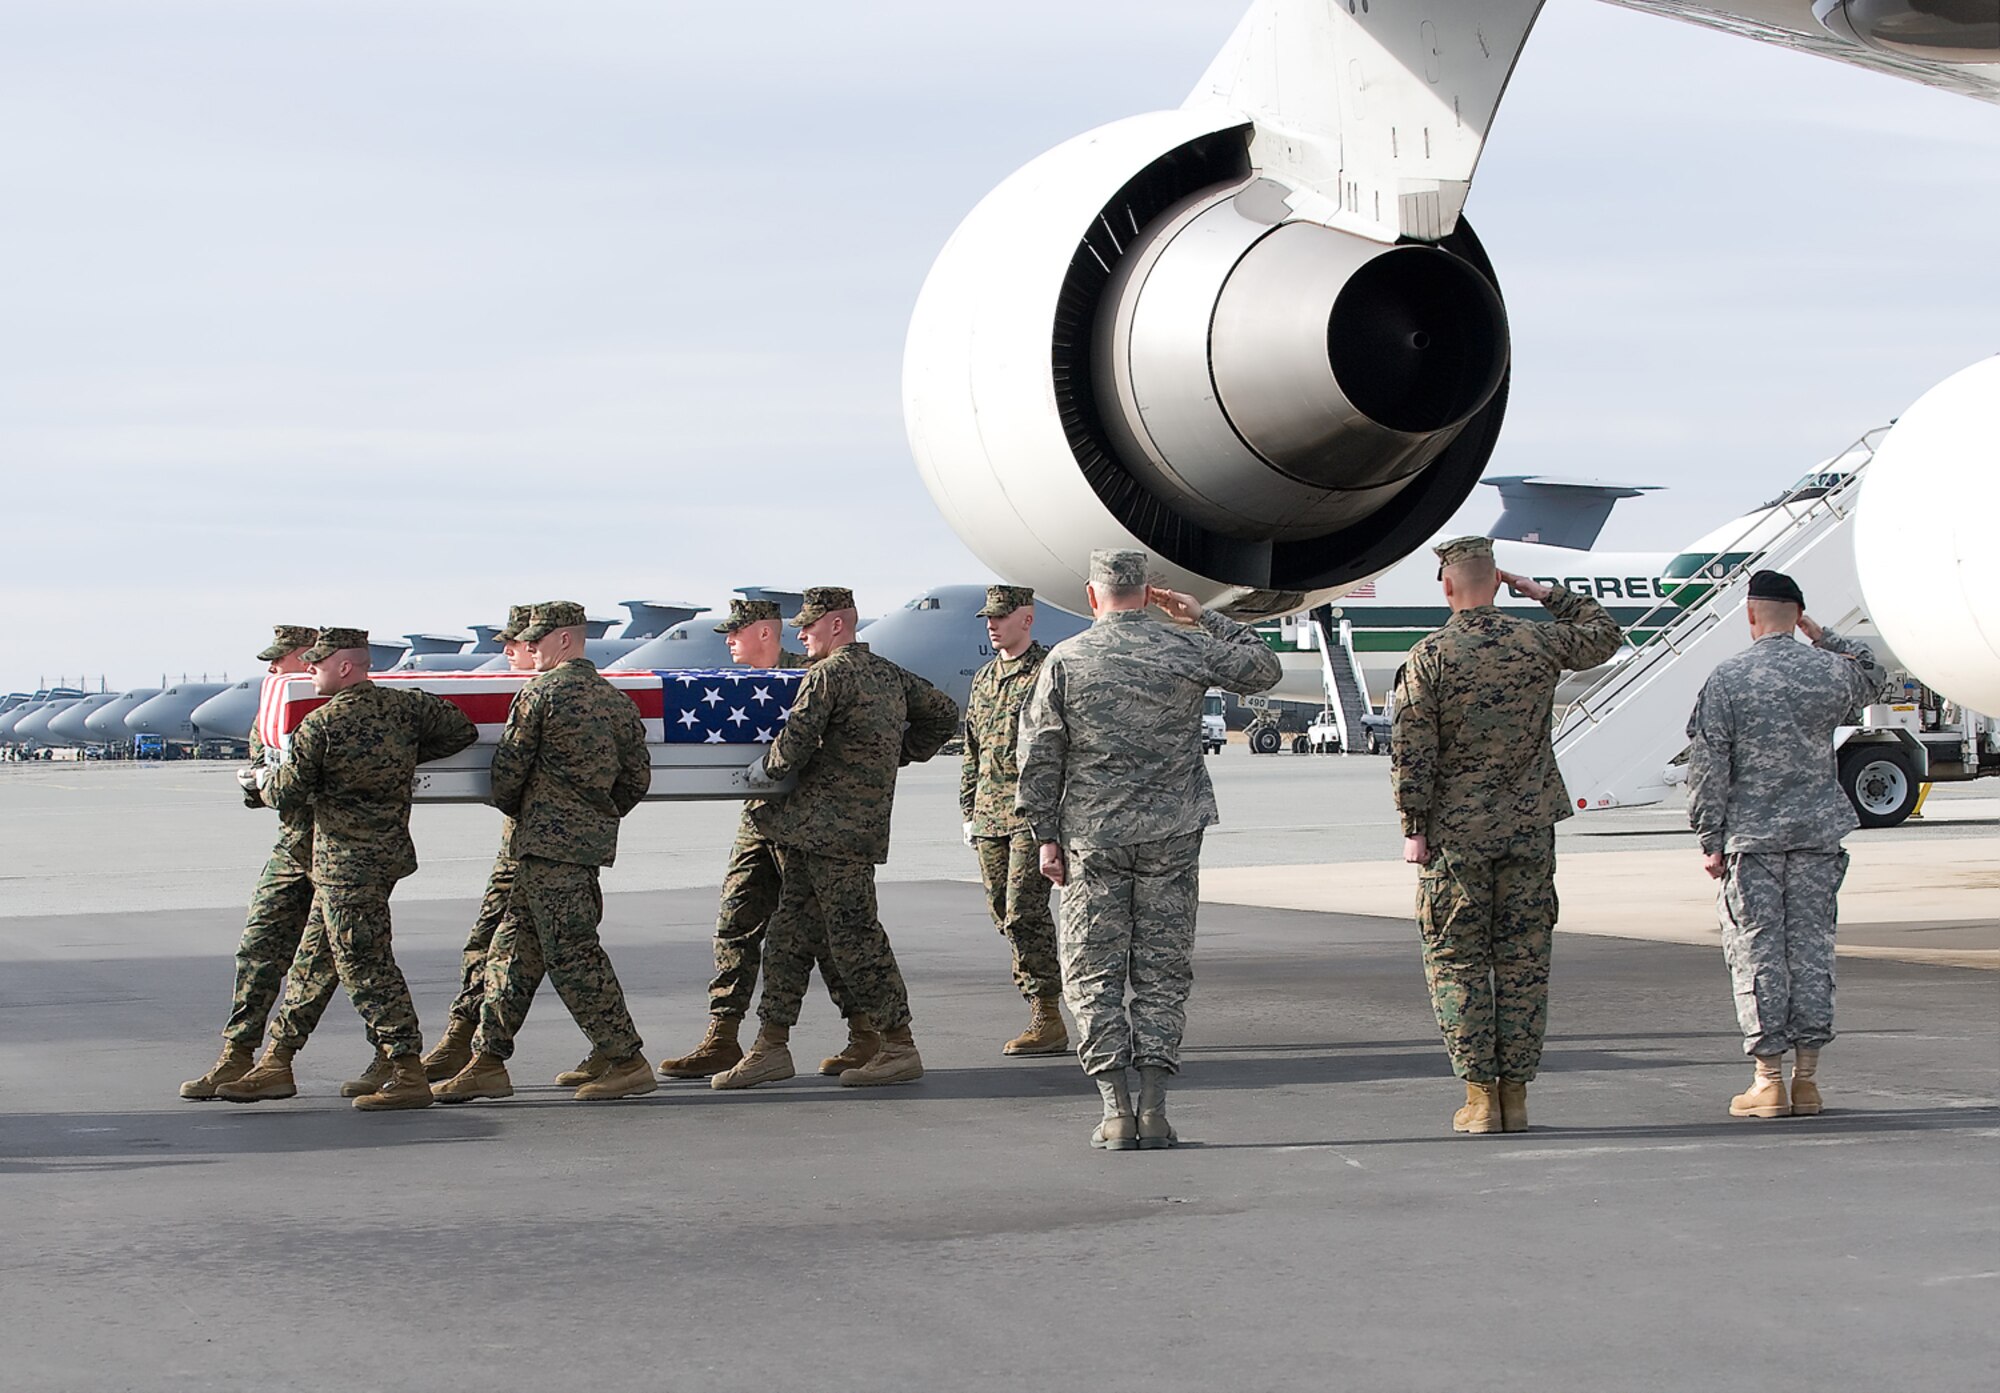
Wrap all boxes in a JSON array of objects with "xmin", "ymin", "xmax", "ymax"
[
  {"xmin": 1838, "ymin": 744, "xmax": 1920, "ymax": 829},
  {"xmin": 1292, "ymin": 734, "xmax": 1309, "ymax": 754}
]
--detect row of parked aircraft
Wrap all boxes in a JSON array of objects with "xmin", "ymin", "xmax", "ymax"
[{"xmin": 0, "ymin": 464, "xmax": 1863, "ymax": 756}]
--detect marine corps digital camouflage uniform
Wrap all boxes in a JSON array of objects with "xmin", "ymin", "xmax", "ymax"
[
  {"xmin": 472, "ymin": 653, "xmax": 652, "ymax": 1064},
  {"xmin": 261, "ymin": 667, "xmax": 479, "ymax": 1058},
  {"xmin": 751, "ymin": 637, "xmax": 959, "ymax": 1036},
  {"xmin": 1686, "ymin": 626, "xmax": 1885, "ymax": 1058},
  {"xmin": 1391, "ymin": 563, "xmax": 1622, "ymax": 1085},
  {"xmin": 1014, "ymin": 567, "xmax": 1281, "ymax": 1080}
]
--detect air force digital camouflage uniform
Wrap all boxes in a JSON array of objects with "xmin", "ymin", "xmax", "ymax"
[
  {"xmin": 1391, "ymin": 541, "xmax": 1622, "ymax": 1085},
  {"xmin": 751, "ymin": 590, "xmax": 959, "ymax": 1041},
  {"xmin": 261, "ymin": 631, "xmax": 479, "ymax": 1059},
  {"xmin": 1015, "ymin": 555, "xmax": 1282, "ymax": 1081},
  {"xmin": 474, "ymin": 609, "xmax": 652, "ymax": 1068},
  {"xmin": 1686, "ymin": 612, "xmax": 1885, "ymax": 1059},
  {"xmin": 961, "ymin": 586, "xmax": 1060, "ymax": 1006}
]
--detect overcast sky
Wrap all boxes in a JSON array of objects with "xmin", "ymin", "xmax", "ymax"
[{"xmin": 5, "ymin": 0, "xmax": 1998, "ymax": 692}]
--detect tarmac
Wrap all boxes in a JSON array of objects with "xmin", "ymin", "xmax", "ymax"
[{"xmin": 2, "ymin": 752, "xmax": 1996, "ymax": 1391}]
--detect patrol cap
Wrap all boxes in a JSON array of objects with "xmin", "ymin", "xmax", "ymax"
[
  {"xmin": 257, "ymin": 624, "xmax": 319, "ymax": 662},
  {"xmin": 789, "ymin": 586, "xmax": 856, "ymax": 627},
  {"xmin": 1087, "ymin": 549, "xmax": 1149, "ymax": 589},
  {"xmin": 302, "ymin": 627, "xmax": 369, "ymax": 664},
  {"xmin": 1433, "ymin": 536, "xmax": 1494, "ymax": 577},
  {"xmin": 976, "ymin": 585, "xmax": 1035, "ymax": 618},
  {"xmin": 1747, "ymin": 569, "xmax": 1805, "ymax": 608},
  {"xmin": 714, "ymin": 598, "xmax": 783, "ymax": 634},
  {"xmin": 518, "ymin": 600, "xmax": 588, "ymax": 644},
  {"xmin": 496, "ymin": 604, "xmax": 534, "ymax": 643}
]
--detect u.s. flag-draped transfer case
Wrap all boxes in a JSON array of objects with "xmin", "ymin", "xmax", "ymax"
[{"xmin": 264, "ymin": 669, "xmax": 805, "ymax": 802}]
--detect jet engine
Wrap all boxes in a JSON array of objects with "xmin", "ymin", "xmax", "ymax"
[
  {"xmin": 1854, "ymin": 356, "xmax": 2000, "ymax": 712},
  {"xmin": 904, "ymin": 109, "xmax": 1511, "ymax": 619}
]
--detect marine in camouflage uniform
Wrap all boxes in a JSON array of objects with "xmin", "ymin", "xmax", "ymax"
[
  {"xmin": 413, "ymin": 604, "xmax": 537, "ymax": 1083},
  {"xmin": 439, "ymin": 601, "xmax": 658, "ymax": 1103},
  {"xmin": 658, "ymin": 597, "xmax": 849, "ymax": 1080},
  {"xmin": 961, "ymin": 583, "xmax": 1065, "ymax": 1054},
  {"xmin": 180, "ymin": 624, "xmax": 331, "ymax": 1099},
  {"xmin": 224, "ymin": 627, "xmax": 478, "ymax": 1111},
  {"xmin": 1391, "ymin": 537, "xmax": 1622, "ymax": 1134},
  {"xmin": 1686, "ymin": 568, "xmax": 1885, "ymax": 1118},
  {"xmin": 1015, "ymin": 550, "xmax": 1282, "ymax": 1149},
  {"xmin": 729, "ymin": 585, "xmax": 958, "ymax": 1089}
]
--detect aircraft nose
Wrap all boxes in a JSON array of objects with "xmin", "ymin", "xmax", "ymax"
[{"xmin": 191, "ymin": 683, "xmax": 257, "ymax": 741}]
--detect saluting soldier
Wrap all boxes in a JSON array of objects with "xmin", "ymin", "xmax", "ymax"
[
  {"xmin": 1686, "ymin": 569, "xmax": 1886, "ymax": 1119},
  {"xmin": 1391, "ymin": 537, "xmax": 1622, "ymax": 1135},
  {"xmin": 961, "ymin": 584, "xmax": 1067, "ymax": 1056},
  {"xmin": 180, "ymin": 624, "xmax": 326, "ymax": 1099},
  {"xmin": 715, "ymin": 586, "xmax": 959, "ymax": 1090},
  {"xmin": 219, "ymin": 627, "xmax": 478, "ymax": 1111},
  {"xmin": 1015, "ymin": 550, "xmax": 1282, "ymax": 1151},
  {"xmin": 417, "ymin": 603, "xmax": 538, "ymax": 1083},
  {"xmin": 657, "ymin": 598, "xmax": 853, "ymax": 1080},
  {"xmin": 433, "ymin": 601, "xmax": 659, "ymax": 1103}
]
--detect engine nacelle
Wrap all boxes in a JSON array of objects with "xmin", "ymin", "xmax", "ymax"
[
  {"xmin": 904, "ymin": 111, "xmax": 1511, "ymax": 620},
  {"xmin": 1854, "ymin": 356, "xmax": 2000, "ymax": 712}
]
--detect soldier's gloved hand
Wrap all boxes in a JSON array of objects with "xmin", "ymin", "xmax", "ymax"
[
  {"xmin": 235, "ymin": 766, "xmax": 261, "ymax": 793},
  {"xmin": 962, "ymin": 820, "xmax": 976, "ymax": 846},
  {"xmin": 743, "ymin": 755, "xmax": 780, "ymax": 790}
]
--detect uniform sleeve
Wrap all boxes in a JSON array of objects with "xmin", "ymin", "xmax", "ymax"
[
  {"xmin": 488, "ymin": 684, "xmax": 541, "ymax": 818},
  {"xmin": 1684, "ymin": 674, "xmax": 1735, "ymax": 855},
  {"xmin": 899, "ymin": 671, "xmax": 960, "ymax": 766},
  {"xmin": 416, "ymin": 692, "xmax": 479, "ymax": 763},
  {"xmin": 243, "ymin": 727, "xmax": 268, "ymax": 809},
  {"xmin": 1013, "ymin": 659, "xmax": 1068, "ymax": 844},
  {"xmin": 1195, "ymin": 609, "xmax": 1283, "ymax": 694},
  {"xmin": 1816, "ymin": 630, "xmax": 1888, "ymax": 715},
  {"xmin": 762, "ymin": 665, "xmax": 834, "ymax": 781},
  {"xmin": 959, "ymin": 684, "xmax": 981, "ymax": 819},
  {"xmin": 264, "ymin": 718, "xmax": 324, "ymax": 816},
  {"xmin": 611, "ymin": 706, "xmax": 651, "ymax": 817},
  {"xmin": 1389, "ymin": 657, "xmax": 1437, "ymax": 838},
  {"xmin": 1535, "ymin": 585, "xmax": 1625, "ymax": 671}
]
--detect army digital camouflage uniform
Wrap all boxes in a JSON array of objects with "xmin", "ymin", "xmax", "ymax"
[
  {"xmin": 962, "ymin": 640, "xmax": 1061, "ymax": 1000},
  {"xmin": 1686, "ymin": 629, "xmax": 1886, "ymax": 1056},
  {"xmin": 473, "ymin": 658, "xmax": 651, "ymax": 1063},
  {"xmin": 1391, "ymin": 584, "xmax": 1623, "ymax": 1083},
  {"xmin": 261, "ymin": 682, "xmax": 479, "ymax": 1057},
  {"xmin": 751, "ymin": 643, "xmax": 959, "ymax": 1032},
  {"xmin": 1015, "ymin": 608, "xmax": 1281, "ymax": 1077},
  {"xmin": 706, "ymin": 647, "xmax": 851, "ymax": 1019}
]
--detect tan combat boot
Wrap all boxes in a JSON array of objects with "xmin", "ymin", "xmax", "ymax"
[
  {"xmin": 574, "ymin": 1054, "xmax": 659, "ymax": 1101},
  {"xmin": 432, "ymin": 1052, "xmax": 514, "ymax": 1104},
  {"xmin": 340, "ymin": 1046, "xmax": 395, "ymax": 1099},
  {"xmin": 1091, "ymin": 1069, "xmax": 1138, "ymax": 1151},
  {"xmin": 1729, "ymin": 1054, "xmax": 1790, "ymax": 1118},
  {"xmin": 555, "ymin": 1050, "xmax": 610, "ymax": 1087},
  {"xmin": 420, "ymin": 1017, "xmax": 476, "ymax": 1082},
  {"xmin": 711, "ymin": 1024, "xmax": 795, "ymax": 1090},
  {"xmin": 216, "ymin": 1044, "xmax": 297, "ymax": 1103},
  {"xmin": 818, "ymin": 1015, "xmax": 882, "ymax": 1076},
  {"xmin": 1002, "ymin": 995, "xmax": 1070, "ymax": 1056},
  {"xmin": 1136, "ymin": 1064, "xmax": 1177, "ymax": 1149},
  {"xmin": 1453, "ymin": 1080, "xmax": 1501, "ymax": 1134},
  {"xmin": 839, "ymin": 1024, "xmax": 923, "ymax": 1088},
  {"xmin": 1790, "ymin": 1048, "xmax": 1823, "ymax": 1116},
  {"xmin": 1498, "ymin": 1079, "xmax": 1529, "ymax": 1133},
  {"xmin": 658, "ymin": 1017, "xmax": 744, "ymax": 1079},
  {"xmin": 180, "ymin": 1041, "xmax": 256, "ymax": 1100},
  {"xmin": 352, "ymin": 1053, "xmax": 433, "ymax": 1111}
]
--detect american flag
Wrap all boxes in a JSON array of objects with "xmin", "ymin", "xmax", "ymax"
[
  {"xmin": 1347, "ymin": 580, "xmax": 1377, "ymax": 599},
  {"xmin": 274, "ymin": 668, "xmax": 802, "ymax": 755}
]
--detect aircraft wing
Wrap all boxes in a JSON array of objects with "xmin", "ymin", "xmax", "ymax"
[{"xmin": 1601, "ymin": 2, "xmax": 2000, "ymax": 104}]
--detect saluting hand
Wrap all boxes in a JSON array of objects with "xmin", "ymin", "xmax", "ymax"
[
  {"xmin": 1796, "ymin": 613, "xmax": 1825, "ymax": 643},
  {"xmin": 1039, "ymin": 841, "xmax": 1067, "ymax": 887},
  {"xmin": 1497, "ymin": 570, "xmax": 1552, "ymax": 603},
  {"xmin": 1148, "ymin": 587, "xmax": 1203, "ymax": 624}
]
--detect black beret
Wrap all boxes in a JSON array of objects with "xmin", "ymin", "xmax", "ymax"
[{"xmin": 1746, "ymin": 569, "xmax": 1804, "ymax": 607}]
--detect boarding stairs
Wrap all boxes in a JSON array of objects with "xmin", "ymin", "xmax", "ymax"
[
  {"xmin": 1309, "ymin": 604, "xmax": 1373, "ymax": 753},
  {"xmin": 1551, "ymin": 430, "xmax": 1883, "ymax": 811}
]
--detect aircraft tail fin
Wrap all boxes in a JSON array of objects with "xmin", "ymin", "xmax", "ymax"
[
  {"xmin": 1483, "ymin": 476, "xmax": 1658, "ymax": 550},
  {"xmin": 619, "ymin": 600, "xmax": 705, "ymax": 640}
]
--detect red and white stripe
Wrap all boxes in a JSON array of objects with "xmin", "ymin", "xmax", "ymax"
[{"xmin": 273, "ymin": 671, "xmax": 669, "ymax": 754}]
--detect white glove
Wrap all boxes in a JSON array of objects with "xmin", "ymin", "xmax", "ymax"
[
  {"xmin": 236, "ymin": 766, "xmax": 260, "ymax": 793},
  {"xmin": 962, "ymin": 820, "xmax": 976, "ymax": 846},
  {"xmin": 743, "ymin": 755, "xmax": 780, "ymax": 790}
]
